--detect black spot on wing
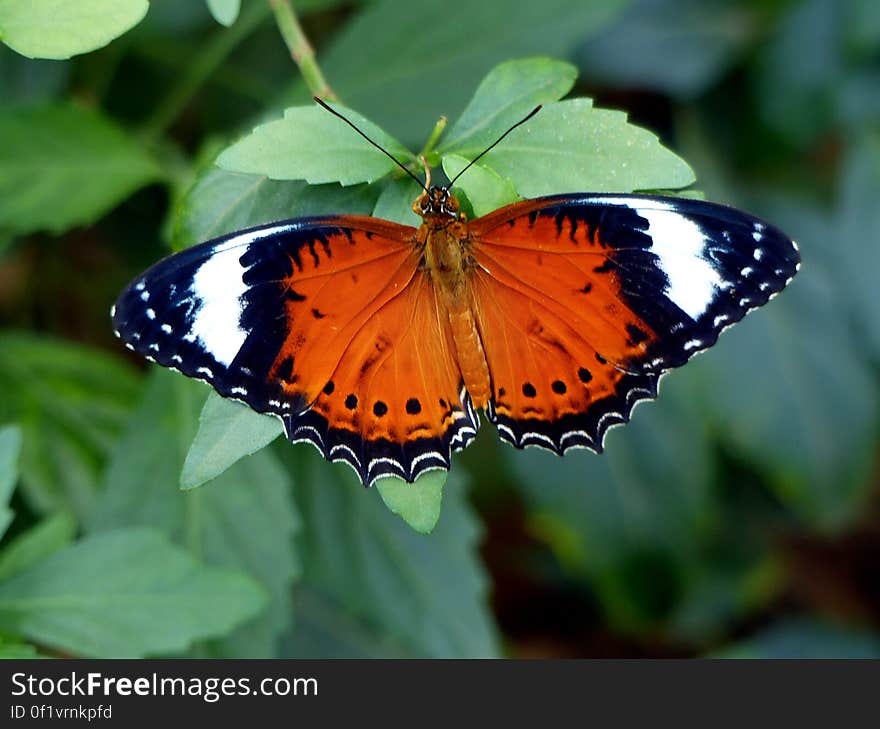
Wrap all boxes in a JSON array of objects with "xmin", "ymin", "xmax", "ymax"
[
  {"xmin": 488, "ymin": 370, "xmax": 659, "ymax": 455},
  {"xmin": 276, "ymin": 356, "xmax": 295, "ymax": 382},
  {"xmin": 626, "ymin": 323, "xmax": 649, "ymax": 346},
  {"xmin": 282, "ymin": 391, "xmax": 480, "ymax": 486}
]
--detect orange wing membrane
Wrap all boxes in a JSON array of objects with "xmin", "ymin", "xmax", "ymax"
[
  {"xmin": 469, "ymin": 194, "xmax": 800, "ymax": 453},
  {"xmin": 286, "ymin": 270, "xmax": 479, "ymax": 484},
  {"xmin": 112, "ymin": 215, "xmax": 477, "ymax": 485}
]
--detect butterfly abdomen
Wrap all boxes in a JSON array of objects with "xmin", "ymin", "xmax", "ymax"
[{"xmin": 446, "ymin": 301, "xmax": 491, "ymax": 410}]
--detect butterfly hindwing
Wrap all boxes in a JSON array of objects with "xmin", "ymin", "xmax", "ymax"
[
  {"xmin": 113, "ymin": 216, "xmax": 478, "ymax": 485},
  {"xmin": 285, "ymin": 270, "xmax": 479, "ymax": 485},
  {"xmin": 469, "ymin": 193, "xmax": 800, "ymax": 453},
  {"xmin": 472, "ymin": 264, "xmax": 659, "ymax": 452}
]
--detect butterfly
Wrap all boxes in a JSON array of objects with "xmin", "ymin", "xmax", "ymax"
[{"xmin": 112, "ymin": 101, "xmax": 800, "ymax": 487}]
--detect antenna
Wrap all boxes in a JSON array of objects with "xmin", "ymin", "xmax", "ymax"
[
  {"xmin": 313, "ymin": 97, "xmax": 428, "ymax": 193},
  {"xmin": 449, "ymin": 105, "xmax": 542, "ymax": 186}
]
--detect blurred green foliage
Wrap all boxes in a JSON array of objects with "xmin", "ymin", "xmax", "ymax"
[{"xmin": 0, "ymin": 0, "xmax": 878, "ymax": 659}]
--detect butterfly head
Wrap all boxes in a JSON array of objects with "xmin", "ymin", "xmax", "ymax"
[{"xmin": 413, "ymin": 186, "xmax": 461, "ymax": 227}]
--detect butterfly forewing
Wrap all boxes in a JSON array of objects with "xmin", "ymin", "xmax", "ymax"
[{"xmin": 469, "ymin": 194, "xmax": 800, "ymax": 453}]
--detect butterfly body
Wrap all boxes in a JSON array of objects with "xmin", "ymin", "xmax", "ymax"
[
  {"xmin": 415, "ymin": 185, "xmax": 491, "ymax": 409},
  {"xmin": 113, "ymin": 191, "xmax": 799, "ymax": 486}
]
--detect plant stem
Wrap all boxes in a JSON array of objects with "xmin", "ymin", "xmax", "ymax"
[
  {"xmin": 141, "ymin": 2, "xmax": 270, "ymax": 141},
  {"xmin": 419, "ymin": 115, "xmax": 448, "ymax": 166},
  {"xmin": 269, "ymin": 0, "xmax": 336, "ymax": 100}
]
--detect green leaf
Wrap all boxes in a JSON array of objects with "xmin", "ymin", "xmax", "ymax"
[
  {"xmin": 449, "ymin": 98, "xmax": 695, "ymax": 203},
  {"xmin": 216, "ymin": 471, "xmax": 301, "ymax": 658},
  {"xmin": 0, "ymin": 528, "xmax": 266, "ymax": 658},
  {"xmin": 90, "ymin": 371, "xmax": 301, "ymax": 658},
  {"xmin": 281, "ymin": 447, "xmax": 499, "ymax": 657},
  {"xmin": 0, "ymin": 0, "xmax": 149, "ymax": 60},
  {"xmin": 181, "ymin": 392, "xmax": 281, "ymax": 490},
  {"xmin": 195, "ymin": 450, "xmax": 300, "ymax": 658},
  {"xmin": 217, "ymin": 103, "xmax": 412, "ymax": 185},
  {"xmin": 0, "ymin": 424, "xmax": 21, "ymax": 539},
  {"xmin": 88, "ymin": 370, "xmax": 204, "ymax": 533},
  {"xmin": 372, "ymin": 176, "xmax": 423, "ymax": 226},
  {"xmin": 376, "ymin": 471, "xmax": 446, "ymax": 535},
  {"xmin": 713, "ymin": 619, "xmax": 880, "ymax": 658},
  {"xmin": 206, "ymin": 0, "xmax": 239, "ymax": 27},
  {"xmin": 0, "ymin": 637, "xmax": 43, "ymax": 658},
  {"xmin": 0, "ymin": 512, "xmax": 76, "ymax": 581},
  {"xmin": 439, "ymin": 57, "xmax": 578, "ymax": 153},
  {"xmin": 0, "ymin": 104, "xmax": 161, "ymax": 235},
  {"xmin": 442, "ymin": 156, "xmax": 519, "ymax": 217},
  {"xmin": 173, "ymin": 169, "xmax": 305, "ymax": 250},
  {"xmin": 0, "ymin": 333, "xmax": 141, "ymax": 520},
  {"xmin": 172, "ymin": 167, "xmax": 379, "ymax": 251},
  {"xmin": 291, "ymin": 0, "xmax": 629, "ymax": 145},
  {"xmin": 279, "ymin": 589, "xmax": 413, "ymax": 658}
]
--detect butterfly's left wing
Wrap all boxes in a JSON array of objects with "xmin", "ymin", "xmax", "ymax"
[
  {"xmin": 468, "ymin": 193, "xmax": 800, "ymax": 453},
  {"xmin": 113, "ymin": 216, "xmax": 479, "ymax": 486}
]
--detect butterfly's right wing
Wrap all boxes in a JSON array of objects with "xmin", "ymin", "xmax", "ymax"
[{"xmin": 468, "ymin": 194, "xmax": 800, "ymax": 454}]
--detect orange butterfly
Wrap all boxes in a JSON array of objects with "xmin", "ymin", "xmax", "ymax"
[{"xmin": 113, "ymin": 102, "xmax": 800, "ymax": 486}]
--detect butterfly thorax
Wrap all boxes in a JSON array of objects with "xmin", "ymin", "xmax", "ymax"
[
  {"xmin": 414, "ymin": 186, "xmax": 492, "ymax": 409},
  {"xmin": 413, "ymin": 186, "xmax": 470, "ymax": 291}
]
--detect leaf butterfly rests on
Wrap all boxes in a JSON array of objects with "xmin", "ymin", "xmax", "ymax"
[{"xmin": 112, "ymin": 99, "xmax": 800, "ymax": 487}]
